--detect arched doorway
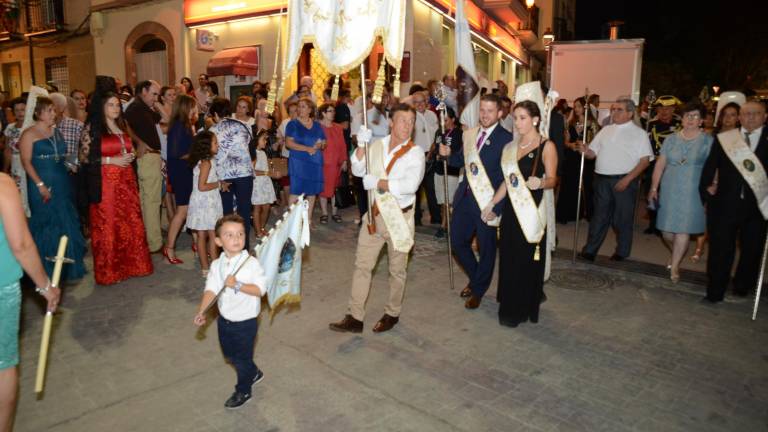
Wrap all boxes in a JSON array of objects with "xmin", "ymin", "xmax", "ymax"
[{"xmin": 124, "ymin": 21, "xmax": 175, "ymax": 87}]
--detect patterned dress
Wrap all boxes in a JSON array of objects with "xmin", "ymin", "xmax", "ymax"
[
  {"xmin": 187, "ymin": 161, "xmax": 224, "ymax": 231},
  {"xmin": 251, "ymin": 150, "xmax": 276, "ymax": 205},
  {"xmin": 4, "ymin": 123, "xmax": 28, "ymax": 216}
]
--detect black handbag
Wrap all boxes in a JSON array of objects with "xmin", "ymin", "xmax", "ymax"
[{"xmin": 334, "ymin": 171, "xmax": 356, "ymax": 209}]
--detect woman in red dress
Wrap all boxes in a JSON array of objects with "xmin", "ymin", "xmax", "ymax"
[
  {"xmin": 81, "ymin": 92, "xmax": 153, "ymax": 285},
  {"xmin": 317, "ymin": 103, "xmax": 349, "ymax": 223}
]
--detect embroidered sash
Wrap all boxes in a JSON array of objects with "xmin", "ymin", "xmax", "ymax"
[
  {"xmin": 368, "ymin": 138, "xmax": 417, "ymax": 253},
  {"xmin": 463, "ymin": 127, "xmax": 500, "ymax": 226},
  {"xmin": 719, "ymin": 129, "xmax": 768, "ymax": 219},
  {"xmin": 501, "ymin": 138, "xmax": 547, "ymax": 250}
]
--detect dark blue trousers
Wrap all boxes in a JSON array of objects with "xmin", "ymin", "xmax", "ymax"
[
  {"xmin": 450, "ymin": 196, "xmax": 498, "ymax": 298},
  {"xmin": 217, "ymin": 316, "xmax": 259, "ymax": 395},
  {"xmin": 219, "ymin": 175, "xmax": 254, "ymax": 248}
]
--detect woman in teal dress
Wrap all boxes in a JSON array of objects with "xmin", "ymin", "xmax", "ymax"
[
  {"xmin": 19, "ymin": 96, "xmax": 86, "ymax": 281},
  {"xmin": 648, "ymin": 101, "xmax": 713, "ymax": 282},
  {"xmin": 0, "ymin": 172, "xmax": 60, "ymax": 431}
]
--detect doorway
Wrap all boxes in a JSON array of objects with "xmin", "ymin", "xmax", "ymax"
[
  {"xmin": 2, "ymin": 62, "xmax": 22, "ymax": 98},
  {"xmin": 134, "ymin": 38, "xmax": 168, "ymax": 84}
]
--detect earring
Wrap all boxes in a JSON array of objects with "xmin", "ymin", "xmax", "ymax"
[{"xmin": 533, "ymin": 121, "xmax": 538, "ymax": 126}]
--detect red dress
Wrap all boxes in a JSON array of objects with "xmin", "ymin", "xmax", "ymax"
[
  {"xmin": 320, "ymin": 123, "xmax": 349, "ymax": 198},
  {"xmin": 89, "ymin": 134, "xmax": 154, "ymax": 285}
]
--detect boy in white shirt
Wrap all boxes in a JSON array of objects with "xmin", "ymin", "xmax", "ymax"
[{"xmin": 194, "ymin": 214, "xmax": 267, "ymax": 409}]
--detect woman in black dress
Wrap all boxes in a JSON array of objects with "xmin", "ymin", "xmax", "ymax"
[{"xmin": 483, "ymin": 100, "xmax": 558, "ymax": 327}]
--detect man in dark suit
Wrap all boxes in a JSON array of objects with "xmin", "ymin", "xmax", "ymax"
[
  {"xmin": 700, "ymin": 100, "xmax": 768, "ymax": 303},
  {"xmin": 439, "ymin": 94, "xmax": 513, "ymax": 309}
]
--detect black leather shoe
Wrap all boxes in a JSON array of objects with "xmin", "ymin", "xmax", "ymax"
[
  {"xmin": 610, "ymin": 254, "xmax": 625, "ymax": 262},
  {"xmin": 460, "ymin": 284, "xmax": 472, "ymax": 298},
  {"xmin": 372, "ymin": 314, "xmax": 399, "ymax": 333},
  {"xmin": 329, "ymin": 315, "xmax": 363, "ymax": 333},
  {"xmin": 224, "ymin": 392, "xmax": 251, "ymax": 409},
  {"xmin": 577, "ymin": 252, "xmax": 596, "ymax": 262}
]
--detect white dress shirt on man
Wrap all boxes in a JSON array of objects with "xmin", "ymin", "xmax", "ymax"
[
  {"xmin": 589, "ymin": 121, "xmax": 654, "ymax": 175},
  {"xmin": 413, "ymin": 109, "xmax": 439, "ymax": 153}
]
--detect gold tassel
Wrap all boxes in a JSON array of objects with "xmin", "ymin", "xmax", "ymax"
[
  {"xmin": 393, "ymin": 67, "xmax": 400, "ymax": 99},
  {"xmin": 372, "ymin": 59, "xmax": 386, "ymax": 104},
  {"xmin": 275, "ymin": 78, "xmax": 285, "ymax": 106},
  {"xmin": 534, "ymin": 244, "xmax": 540, "ymax": 261},
  {"xmin": 265, "ymin": 74, "xmax": 278, "ymax": 115},
  {"xmin": 331, "ymin": 75, "xmax": 340, "ymax": 101}
]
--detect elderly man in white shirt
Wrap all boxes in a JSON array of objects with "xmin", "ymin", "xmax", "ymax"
[
  {"xmin": 578, "ymin": 97, "xmax": 654, "ymax": 261},
  {"xmin": 329, "ymin": 104, "xmax": 425, "ymax": 334},
  {"xmin": 411, "ymin": 91, "xmax": 440, "ymax": 225}
]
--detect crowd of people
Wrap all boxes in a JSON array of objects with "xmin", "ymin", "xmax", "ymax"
[{"xmin": 0, "ymin": 68, "xmax": 766, "ymax": 418}]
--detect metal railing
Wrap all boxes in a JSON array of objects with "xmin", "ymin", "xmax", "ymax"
[
  {"xmin": 24, "ymin": 0, "xmax": 63, "ymax": 35},
  {"xmin": 1, "ymin": 1, "xmax": 21, "ymax": 36}
]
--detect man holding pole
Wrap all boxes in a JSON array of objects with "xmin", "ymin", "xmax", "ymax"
[
  {"xmin": 329, "ymin": 103, "xmax": 425, "ymax": 333},
  {"xmin": 439, "ymin": 94, "xmax": 513, "ymax": 309},
  {"xmin": 699, "ymin": 100, "xmax": 768, "ymax": 304}
]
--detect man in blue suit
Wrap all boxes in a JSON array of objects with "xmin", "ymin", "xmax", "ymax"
[{"xmin": 439, "ymin": 94, "xmax": 513, "ymax": 309}]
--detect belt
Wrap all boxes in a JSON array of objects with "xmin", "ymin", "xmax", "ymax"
[
  {"xmin": 144, "ymin": 148, "xmax": 161, "ymax": 154},
  {"xmin": 595, "ymin": 173, "xmax": 626, "ymax": 179},
  {"xmin": 372, "ymin": 203, "xmax": 413, "ymax": 217}
]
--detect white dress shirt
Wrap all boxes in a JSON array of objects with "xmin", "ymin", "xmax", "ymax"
[
  {"xmin": 742, "ymin": 126, "xmax": 764, "ymax": 151},
  {"xmin": 352, "ymin": 135, "xmax": 426, "ymax": 208},
  {"xmin": 204, "ymin": 250, "xmax": 267, "ymax": 322},
  {"xmin": 476, "ymin": 122, "xmax": 499, "ymax": 152},
  {"xmin": 351, "ymin": 108, "xmax": 390, "ymax": 139},
  {"xmin": 413, "ymin": 109, "xmax": 439, "ymax": 153},
  {"xmin": 589, "ymin": 120, "xmax": 654, "ymax": 175}
]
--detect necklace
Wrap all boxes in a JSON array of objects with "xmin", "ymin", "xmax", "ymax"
[
  {"xmin": 519, "ymin": 135, "xmax": 537, "ymax": 150},
  {"xmin": 46, "ymin": 128, "xmax": 61, "ymax": 162}
]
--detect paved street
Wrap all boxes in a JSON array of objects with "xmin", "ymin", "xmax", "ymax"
[{"xmin": 13, "ymin": 207, "xmax": 768, "ymax": 432}]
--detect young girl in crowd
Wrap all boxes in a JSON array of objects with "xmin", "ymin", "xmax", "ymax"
[
  {"xmin": 251, "ymin": 130, "xmax": 276, "ymax": 238},
  {"xmin": 186, "ymin": 131, "xmax": 223, "ymax": 277}
]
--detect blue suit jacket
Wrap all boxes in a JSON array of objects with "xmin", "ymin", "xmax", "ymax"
[{"xmin": 449, "ymin": 124, "xmax": 514, "ymax": 216}]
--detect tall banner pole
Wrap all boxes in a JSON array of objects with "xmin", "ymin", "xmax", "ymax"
[
  {"xmin": 36, "ymin": 235, "xmax": 69, "ymax": 394},
  {"xmin": 437, "ymin": 84, "xmax": 455, "ymax": 290},
  {"xmin": 360, "ymin": 63, "xmax": 375, "ymax": 234},
  {"xmin": 752, "ymin": 233, "xmax": 768, "ymax": 320},
  {"xmin": 572, "ymin": 88, "xmax": 590, "ymax": 262}
]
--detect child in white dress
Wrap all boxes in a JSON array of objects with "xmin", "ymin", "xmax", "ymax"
[
  {"xmin": 251, "ymin": 130, "xmax": 277, "ymax": 237},
  {"xmin": 187, "ymin": 131, "xmax": 224, "ymax": 277}
]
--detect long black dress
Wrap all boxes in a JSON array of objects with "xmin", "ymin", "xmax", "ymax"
[{"xmin": 498, "ymin": 144, "xmax": 546, "ymax": 327}]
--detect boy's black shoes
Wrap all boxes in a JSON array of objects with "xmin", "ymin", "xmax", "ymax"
[{"xmin": 225, "ymin": 391, "xmax": 251, "ymax": 409}]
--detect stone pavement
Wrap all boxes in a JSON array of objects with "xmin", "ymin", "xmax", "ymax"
[{"xmin": 13, "ymin": 207, "xmax": 768, "ymax": 431}]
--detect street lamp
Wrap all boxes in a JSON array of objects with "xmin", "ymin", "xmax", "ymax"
[
  {"xmin": 542, "ymin": 27, "xmax": 555, "ymax": 46},
  {"xmin": 525, "ymin": 0, "xmax": 535, "ymax": 31}
]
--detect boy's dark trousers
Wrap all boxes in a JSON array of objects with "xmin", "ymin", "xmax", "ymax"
[{"xmin": 218, "ymin": 316, "xmax": 259, "ymax": 395}]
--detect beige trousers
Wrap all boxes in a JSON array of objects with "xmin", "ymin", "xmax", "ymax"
[
  {"xmin": 136, "ymin": 153, "xmax": 163, "ymax": 251},
  {"xmin": 348, "ymin": 209, "xmax": 414, "ymax": 321}
]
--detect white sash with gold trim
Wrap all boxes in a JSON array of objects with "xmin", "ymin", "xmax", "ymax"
[
  {"xmin": 463, "ymin": 127, "xmax": 501, "ymax": 226},
  {"xmin": 719, "ymin": 129, "xmax": 768, "ymax": 219},
  {"xmin": 368, "ymin": 138, "xmax": 416, "ymax": 253}
]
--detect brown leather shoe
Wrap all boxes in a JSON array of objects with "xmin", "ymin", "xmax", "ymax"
[
  {"xmin": 465, "ymin": 295, "xmax": 481, "ymax": 309},
  {"xmin": 372, "ymin": 314, "xmax": 399, "ymax": 333},
  {"xmin": 460, "ymin": 284, "xmax": 472, "ymax": 298},
  {"xmin": 329, "ymin": 315, "xmax": 363, "ymax": 333}
]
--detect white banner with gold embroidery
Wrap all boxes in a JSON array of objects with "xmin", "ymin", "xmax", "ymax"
[
  {"xmin": 463, "ymin": 127, "xmax": 500, "ymax": 227},
  {"xmin": 368, "ymin": 138, "xmax": 415, "ymax": 253},
  {"xmin": 284, "ymin": 0, "xmax": 406, "ymax": 75}
]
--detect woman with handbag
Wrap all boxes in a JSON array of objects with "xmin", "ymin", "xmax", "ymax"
[{"xmin": 317, "ymin": 103, "xmax": 348, "ymax": 223}]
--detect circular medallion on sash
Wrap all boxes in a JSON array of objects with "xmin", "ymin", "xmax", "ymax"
[
  {"xmin": 528, "ymin": 152, "xmax": 535, "ymax": 159},
  {"xmin": 744, "ymin": 159, "xmax": 756, "ymax": 172},
  {"xmin": 470, "ymin": 162, "xmax": 479, "ymax": 176},
  {"xmin": 509, "ymin": 173, "xmax": 519, "ymax": 188}
]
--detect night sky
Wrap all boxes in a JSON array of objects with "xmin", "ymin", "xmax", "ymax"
[{"xmin": 574, "ymin": 0, "xmax": 768, "ymax": 100}]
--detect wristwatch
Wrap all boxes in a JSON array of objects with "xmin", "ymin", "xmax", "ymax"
[{"xmin": 233, "ymin": 281, "xmax": 243, "ymax": 294}]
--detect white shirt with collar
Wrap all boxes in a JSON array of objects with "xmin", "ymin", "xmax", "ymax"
[
  {"xmin": 413, "ymin": 109, "xmax": 439, "ymax": 153},
  {"xmin": 475, "ymin": 122, "xmax": 500, "ymax": 151},
  {"xmin": 742, "ymin": 126, "xmax": 764, "ymax": 152},
  {"xmin": 589, "ymin": 120, "xmax": 654, "ymax": 175},
  {"xmin": 204, "ymin": 250, "xmax": 267, "ymax": 322},
  {"xmin": 351, "ymin": 108, "xmax": 390, "ymax": 140},
  {"xmin": 352, "ymin": 135, "xmax": 426, "ymax": 208}
]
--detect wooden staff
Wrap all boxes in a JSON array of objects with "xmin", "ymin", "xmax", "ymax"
[
  {"xmin": 35, "ymin": 235, "xmax": 68, "ymax": 394},
  {"xmin": 572, "ymin": 88, "xmax": 590, "ymax": 262}
]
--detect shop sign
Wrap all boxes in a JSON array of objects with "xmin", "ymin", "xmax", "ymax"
[{"xmin": 196, "ymin": 29, "xmax": 215, "ymax": 51}]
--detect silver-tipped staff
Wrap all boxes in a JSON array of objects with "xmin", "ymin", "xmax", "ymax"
[
  {"xmin": 752, "ymin": 232, "xmax": 768, "ymax": 320},
  {"xmin": 36, "ymin": 235, "xmax": 72, "ymax": 394},
  {"xmin": 572, "ymin": 88, "xmax": 591, "ymax": 262},
  {"xmin": 437, "ymin": 83, "xmax": 455, "ymax": 290}
]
